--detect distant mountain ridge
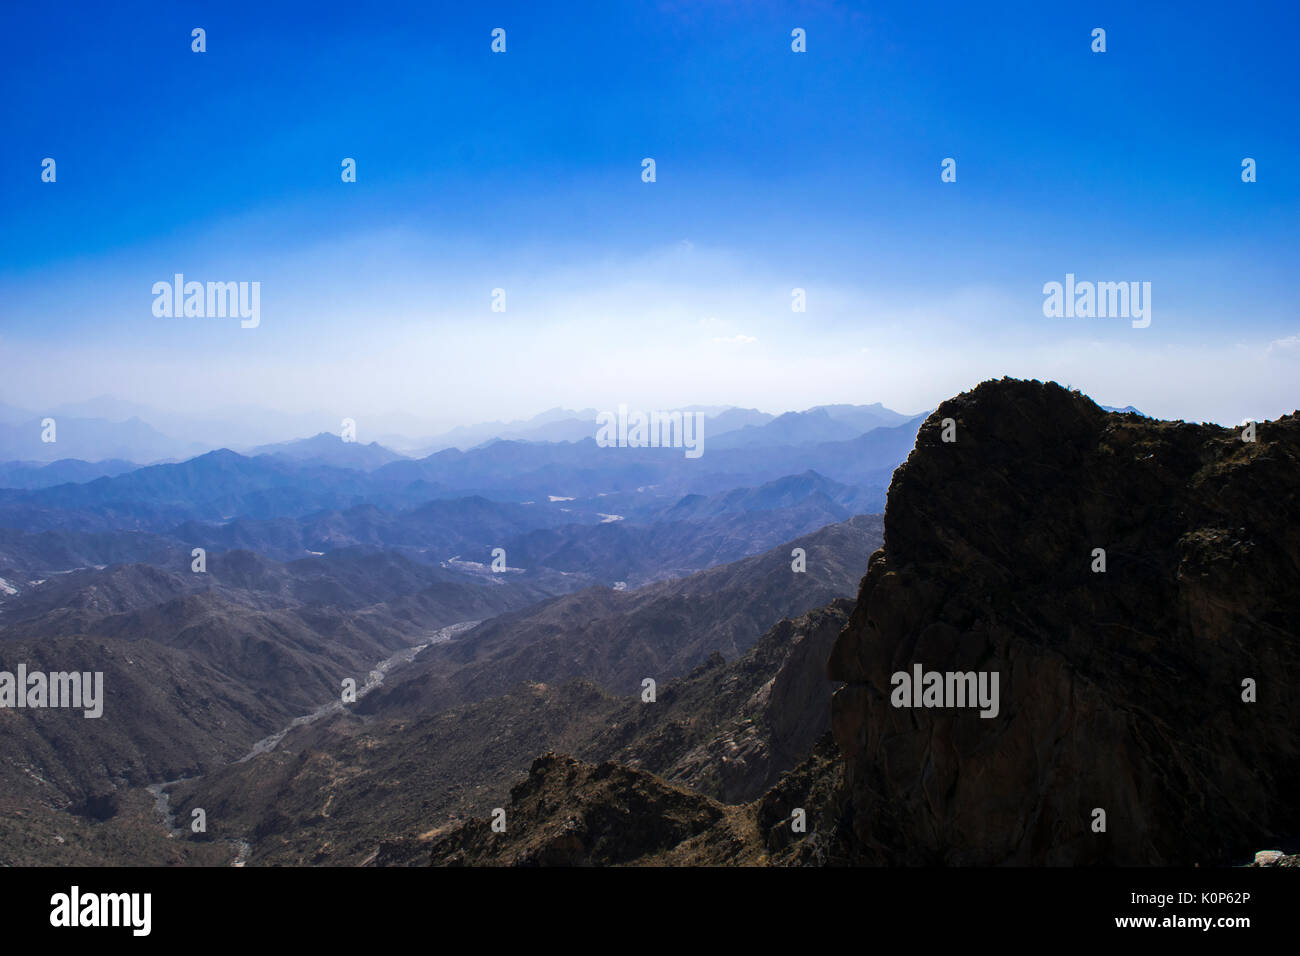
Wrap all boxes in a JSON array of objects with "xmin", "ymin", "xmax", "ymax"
[
  {"xmin": 0, "ymin": 415, "xmax": 204, "ymax": 465},
  {"xmin": 0, "ymin": 458, "xmax": 139, "ymax": 490},
  {"xmin": 0, "ymin": 416, "xmax": 922, "ymax": 534},
  {"xmin": 0, "ymin": 399, "xmax": 915, "ymax": 468},
  {"xmin": 248, "ymin": 432, "xmax": 407, "ymax": 471},
  {"xmin": 710, "ymin": 404, "xmax": 916, "ymax": 449}
]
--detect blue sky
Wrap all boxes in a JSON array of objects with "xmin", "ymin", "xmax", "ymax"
[{"xmin": 1, "ymin": 0, "xmax": 1297, "ymax": 429}]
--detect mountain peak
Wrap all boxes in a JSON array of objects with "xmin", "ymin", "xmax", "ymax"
[{"xmin": 821, "ymin": 377, "xmax": 1300, "ymax": 865}]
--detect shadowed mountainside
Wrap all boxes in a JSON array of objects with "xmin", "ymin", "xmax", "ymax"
[
  {"xmin": 357, "ymin": 515, "xmax": 880, "ymax": 717},
  {"xmin": 164, "ymin": 599, "xmax": 854, "ymax": 865},
  {"xmin": 0, "ymin": 548, "xmax": 578, "ymax": 864},
  {"xmin": 816, "ymin": 378, "xmax": 1300, "ymax": 865},
  {"xmin": 400, "ymin": 379, "xmax": 1300, "ymax": 867}
]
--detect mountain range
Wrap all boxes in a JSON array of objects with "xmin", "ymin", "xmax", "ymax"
[
  {"xmin": 386, "ymin": 379, "xmax": 1300, "ymax": 867},
  {"xmin": 2, "ymin": 380, "xmax": 1293, "ymax": 869},
  {"xmin": 0, "ymin": 398, "xmax": 925, "ymax": 465}
]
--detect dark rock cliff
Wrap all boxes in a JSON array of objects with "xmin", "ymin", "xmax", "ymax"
[{"xmin": 821, "ymin": 378, "xmax": 1300, "ymax": 864}]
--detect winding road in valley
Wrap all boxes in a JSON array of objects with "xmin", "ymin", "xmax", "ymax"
[{"xmin": 147, "ymin": 619, "xmax": 481, "ymax": 865}]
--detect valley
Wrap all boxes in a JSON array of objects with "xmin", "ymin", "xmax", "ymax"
[
  {"xmin": 1, "ymin": 384, "xmax": 1296, "ymax": 869},
  {"xmin": 0, "ymin": 401, "xmax": 904, "ymax": 865}
]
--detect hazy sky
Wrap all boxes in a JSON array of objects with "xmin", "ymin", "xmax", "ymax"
[{"xmin": 1, "ymin": 0, "xmax": 1297, "ymax": 430}]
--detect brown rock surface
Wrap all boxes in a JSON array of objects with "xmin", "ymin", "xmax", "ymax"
[
  {"xmin": 823, "ymin": 378, "xmax": 1300, "ymax": 864},
  {"xmin": 417, "ymin": 753, "xmax": 762, "ymax": 866}
]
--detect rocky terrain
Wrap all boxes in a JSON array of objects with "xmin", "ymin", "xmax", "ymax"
[
  {"xmin": 415, "ymin": 753, "xmax": 763, "ymax": 867},
  {"xmin": 4, "ymin": 379, "xmax": 1295, "ymax": 868},
  {"xmin": 359, "ymin": 515, "xmax": 879, "ymax": 718},
  {"xmin": 161, "ymin": 548, "xmax": 867, "ymax": 864},
  {"xmin": 816, "ymin": 379, "xmax": 1300, "ymax": 865},
  {"xmin": 396, "ymin": 379, "xmax": 1300, "ymax": 867},
  {"xmin": 0, "ymin": 549, "xmax": 576, "ymax": 864}
]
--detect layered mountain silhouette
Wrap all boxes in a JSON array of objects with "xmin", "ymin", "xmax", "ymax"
[
  {"xmin": 0, "ymin": 413, "xmax": 204, "ymax": 465},
  {"xmin": 2, "ymin": 380, "xmax": 1294, "ymax": 868},
  {"xmin": 0, "ymin": 417, "xmax": 918, "ymax": 534},
  {"xmin": 709, "ymin": 405, "xmax": 915, "ymax": 449},
  {"xmin": 0, "ymin": 399, "xmax": 915, "ymax": 465},
  {"xmin": 0, "ymin": 459, "xmax": 140, "ymax": 490},
  {"xmin": 347, "ymin": 380, "xmax": 1299, "ymax": 867}
]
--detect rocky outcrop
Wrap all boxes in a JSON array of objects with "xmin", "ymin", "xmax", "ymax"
[
  {"xmin": 418, "ymin": 753, "xmax": 762, "ymax": 866},
  {"xmin": 822, "ymin": 379, "xmax": 1300, "ymax": 864},
  {"xmin": 1249, "ymin": 850, "xmax": 1297, "ymax": 866}
]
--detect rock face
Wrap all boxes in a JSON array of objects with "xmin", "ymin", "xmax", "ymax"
[{"xmin": 824, "ymin": 379, "xmax": 1300, "ymax": 864}]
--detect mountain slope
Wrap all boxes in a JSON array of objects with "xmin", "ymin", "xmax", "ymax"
[
  {"xmin": 0, "ymin": 459, "xmax": 139, "ymax": 490},
  {"xmin": 389, "ymin": 379, "xmax": 1300, "ymax": 869},
  {"xmin": 0, "ymin": 545, "xmax": 586, "ymax": 865},
  {"xmin": 163, "ymin": 594, "xmax": 855, "ymax": 865},
  {"xmin": 359, "ymin": 514, "xmax": 881, "ymax": 717},
  {"xmin": 0, "ymin": 416, "xmax": 204, "ymax": 464},
  {"xmin": 249, "ymin": 433, "xmax": 407, "ymax": 470}
]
